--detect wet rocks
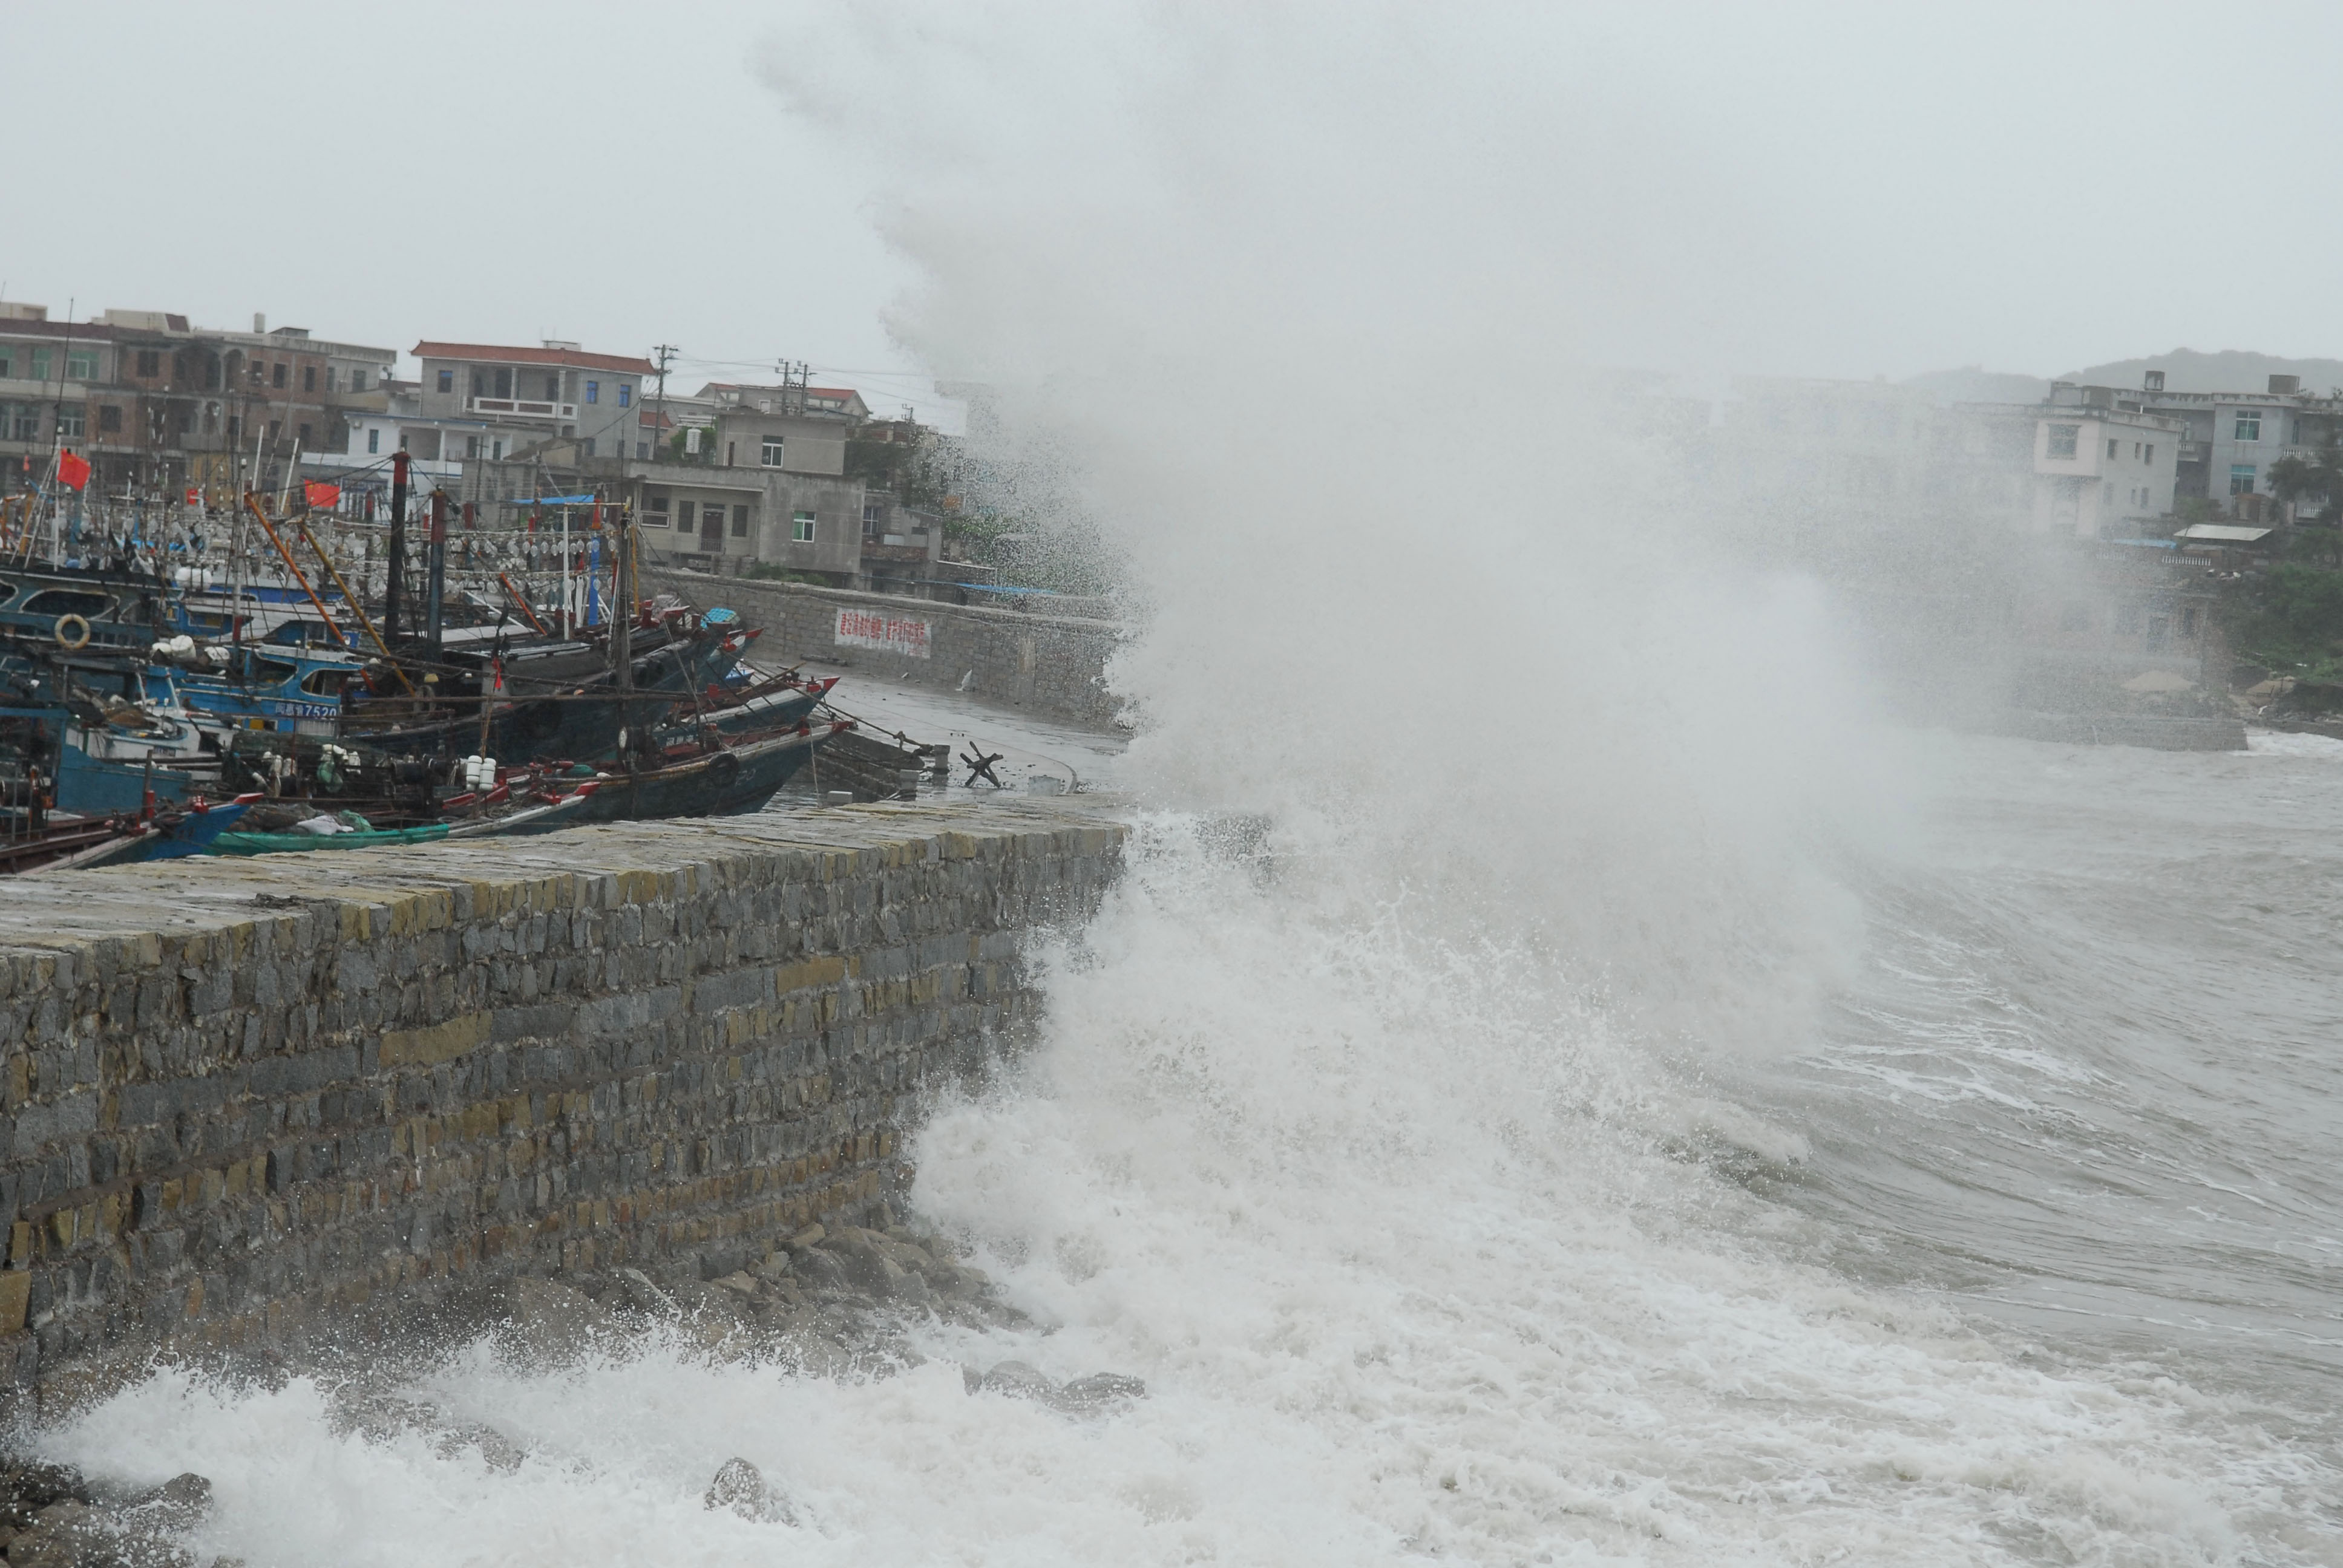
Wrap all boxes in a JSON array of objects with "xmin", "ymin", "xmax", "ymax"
[
  {"xmin": 0, "ymin": 1465, "xmax": 90, "ymax": 1532},
  {"xmin": 0, "ymin": 1462, "xmax": 215, "ymax": 1568},
  {"xmin": 703, "ymin": 1457, "xmax": 791, "ymax": 1523},
  {"xmin": 968, "ymin": 1361, "xmax": 1148, "ymax": 1414},
  {"xmin": 490, "ymin": 1276, "xmax": 621, "ymax": 1368}
]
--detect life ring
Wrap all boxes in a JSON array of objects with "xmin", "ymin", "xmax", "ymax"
[{"xmin": 52, "ymin": 614, "xmax": 91, "ymax": 650}]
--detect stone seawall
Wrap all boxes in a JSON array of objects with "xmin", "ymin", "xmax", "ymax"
[
  {"xmin": 0, "ymin": 798, "xmax": 1124, "ymax": 1407},
  {"xmin": 654, "ymin": 569, "xmax": 1123, "ymax": 727}
]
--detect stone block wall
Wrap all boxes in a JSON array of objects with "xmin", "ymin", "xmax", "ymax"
[
  {"xmin": 0, "ymin": 799, "xmax": 1124, "ymax": 1404},
  {"xmin": 654, "ymin": 569, "xmax": 1123, "ymax": 727}
]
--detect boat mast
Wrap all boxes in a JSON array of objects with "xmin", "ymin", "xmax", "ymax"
[
  {"xmin": 385, "ymin": 446, "xmax": 408, "ymax": 645},
  {"xmin": 425, "ymin": 486, "xmax": 447, "ymax": 653}
]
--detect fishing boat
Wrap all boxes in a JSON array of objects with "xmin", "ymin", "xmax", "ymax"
[
  {"xmin": 565, "ymin": 719, "xmax": 848, "ymax": 823},
  {"xmin": 203, "ymin": 784, "xmax": 594, "ymax": 856}
]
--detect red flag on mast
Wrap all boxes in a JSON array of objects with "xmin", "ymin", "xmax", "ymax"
[
  {"xmin": 304, "ymin": 481, "xmax": 341, "ymax": 509},
  {"xmin": 56, "ymin": 450, "xmax": 90, "ymax": 491}
]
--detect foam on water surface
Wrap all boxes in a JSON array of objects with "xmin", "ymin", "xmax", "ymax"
[{"xmin": 33, "ymin": 9, "xmax": 2343, "ymax": 1561}]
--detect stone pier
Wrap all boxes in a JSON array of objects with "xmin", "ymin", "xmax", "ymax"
[{"xmin": 0, "ymin": 797, "xmax": 1125, "ymax": 1405}]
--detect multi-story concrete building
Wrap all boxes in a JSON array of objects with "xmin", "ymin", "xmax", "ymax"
[
  {"xmin": 619, "ymin": 381, "xmax": 905, "ymax": 585},
  {"xmin": 2114, "ymin": 371, "xmax": 2341, "ymax": 512},
  {"xmin": 411, "ymin": 340, "xmax": 653, "ymax": 463},
  {"xmin": 2030, "ymin": 397, "xmax": 2181, "ymax": 537},
  {"xmin": 1, "ymin": 304, "xmax": 395, "ymax": 501}
]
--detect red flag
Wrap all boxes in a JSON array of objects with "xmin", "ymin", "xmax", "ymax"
[
  {"xmin": 303, "ymin": 481, "xmax": 341, "ymax": 509},
  {"xmin": 184, "ymin": 486, "xmax": 201, "ymax": 506},
  {"xmin": 56, "ymin": 451, "xmax": 90, "ymax": 491}
]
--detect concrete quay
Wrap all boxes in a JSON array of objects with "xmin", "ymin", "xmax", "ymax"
[{"xmin": 0, "ymin": 795, "xmax": 1127, "ymax": 1407}]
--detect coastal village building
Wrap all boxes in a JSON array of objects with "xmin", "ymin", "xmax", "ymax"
[
  {"xmin": 1, "ymin": 303, "xmax": 396, "ymax": 503},
  {"xmin": 624, "ymin": 382, "xmax": 885, "ymax": 584},
  {"xmin": 2122, "ymin": 371, "xmax": 2341, "ymax": 515},
  {"xmin": 411, "ymin": 340, "xmax": 653, "ymax": 464},
  {"xmin": 2, "ymin": 306, "xmax": 952, "ymax": 590},
  {"xmin": 2030, "ymin": 394, "xmax": 2181, "ymax": 537}
]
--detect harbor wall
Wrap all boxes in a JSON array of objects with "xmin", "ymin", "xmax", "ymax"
[
  {"xmin": 651, "ymin": 569, "xmax": 1124, "ymax": 728},
  {"xmin": 0, "ymin": 799, "xmax": 1124, "ymax": 1406}
]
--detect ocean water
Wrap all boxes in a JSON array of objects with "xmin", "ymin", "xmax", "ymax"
[
  {"xmin": 44, "ymin": 9, "xmax": 2343, "ymax": 1560},
  {"xmin": 39, "ymin": 725, "xmax": 2343, "ymax": 1565}
]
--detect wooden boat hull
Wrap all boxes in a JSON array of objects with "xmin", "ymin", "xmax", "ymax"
[{"xmin": 560, "ymin": 724, "xmax": 837, "ymax": 825}]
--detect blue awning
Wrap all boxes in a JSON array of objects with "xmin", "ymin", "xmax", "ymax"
[{"xmin": 501, "ymin": 494, "xmax": 600, "ymax": 506}]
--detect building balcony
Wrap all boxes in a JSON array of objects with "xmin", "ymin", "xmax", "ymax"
[{"xmin": 468, "ymin": 396, "xmax": 576, "ymax": 420}]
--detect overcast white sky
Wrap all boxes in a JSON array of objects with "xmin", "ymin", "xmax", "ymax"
[{"xmin": 10, "ymin": 1, "xmax": 2343, "ymax": 400}]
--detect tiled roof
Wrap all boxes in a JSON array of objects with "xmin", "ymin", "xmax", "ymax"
[{"xmin": 413, "ymin": 341, "xmax": 655, "ymax": 375}]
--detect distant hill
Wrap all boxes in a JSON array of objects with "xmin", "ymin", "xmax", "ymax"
[
  {"xmin": 2057, "ymin": 348, "xmax": 2343, "ymax": 396},
  {"xmin": 1899, "ymin": 365, "xmax": 2051, "ymax": 405}
]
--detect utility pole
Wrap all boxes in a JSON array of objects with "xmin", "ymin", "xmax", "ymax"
[
  {"xmin": 651, "ymin": 343, "xmax": 675, "ymax": 462},
  {"xmin": 774, "ymin": 358, "xmax": 808, "ymax": 416},
  {"xmin": 385, "ymin": 447, "xmax": 408, "ymax": 645}
]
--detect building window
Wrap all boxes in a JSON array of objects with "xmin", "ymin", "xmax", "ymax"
[
  {"xmin": 2046, "ymin": 422, "xmax": 2079, "ymax": 459},
  {"xmin": 730, "ymin": 504, "xmax": 749, "ymax": 537},
  {"xmin": 269, "ymin": 419, "xmax": 281, "ymax": 440},
  {"xmin": 136, "ymin": 349, "xmax": 160, "ymax": 377},
  {"xmin": 582, "ymin": 438, "xmax": 595, "ymax": 457},
  {"xmin": 2107, "ymin": 438, "xmax": 2119, "ymax": 460},
  {"xmin": 66, "ymin": 350, "xmax": 96, "ymax": 381},
  {"xmin": 2230, "ymin": 463, "xmax": 2256, "ymax": 494},
  {"xmin": 2235, "ymin": 410, "xmax": 2261, "ymax": 441},
  {"xmin": 678, "ymin": 500, "xmax": 696, "ymax": 531},
  {"xmin": 356, "ymin": 368, "xmax": 374, "ymax": 392},
  {"xmin": 57, "ymin": 405, "xmax": 85, "ymax": 439},
  {"xmin": 30, "ymin": 348, "xmax": 50, "ymax": 382},
  {"xmin": 0, "ymin": 351, "xmax": 11, "ymax": 377},
  {"xmin": 491, "ymin": 439, "xmax": 503, "ymax": 460},
  {"xmin": 636, "ymin": 440, "xmax": 649, "ymax": 460},
  {"xmin": 2145, "ymin": 444, "xmax": 2154, "ymax": 464},
  {"xmin": 465, "ymin": 436, "xmax": 480, "ymax": 459},
  {"xmin": 298, "ymin": 423, "xmax": 312, "ymax": 446},
  {"xmin": 545, "ymin": 373, "xmax": 561, "ymax": 400},
  {"xmin": 303, "ymin": 365, "xmax": 316, "ymax": 392},
  {"xmin": 205, "ymin": 358, "xmax": 221, "ymax": 390},
  {"xmin": 585, "ymin": 380, "xmax": 598, "ymax": 403},
  {"xmin": 726, "ymin": 441, "xmax": 737, "ymax": 466},
  {"xmin": 95, "ymin": 404, "xmax": 121, "ymax": 434},
  {"xmin": 437, "ymin": 370, "xmax": 453, "ymax": 394},
  {"xmin": 226, "ymin": 416, "xmax": 240, "ymax": 442},
  {"xmin": 646, "ymin": 493, "xmax": 669, "ymax": 526},
  {"xmin": 6, "ymin": 405, "xmax": 37, "ymax": 441},
  {"xmin": 793, "ymin": 510, "xmax": 815, "ymax": 543},
  {"xmin": 471, "ymin": 372, "xmax": 485, "ymax": 397},
  {"xmin": 761, "ymin": 435, "xmax": 785, "ymax": 466},
  {"xmin": 863, "ymin": 498, "xmax": 882, "ymax": 537},
  {"xmin": 493, "ymin": 368, "xmax": 513, "ymax": 399},
  {"xmin": 618, "ymin": 385, "xmax": 631, "ymax": 407},
  {"xmin": 325, "ymin": 367, "xmax": 338, "ymax": 393},
  {"xmin": 273, "ymin": 363, "xmax": 287, "ymax": 388},
  {"xmin": 368, "ymin": 427, "xmax": 382, "ymax": 455}
]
